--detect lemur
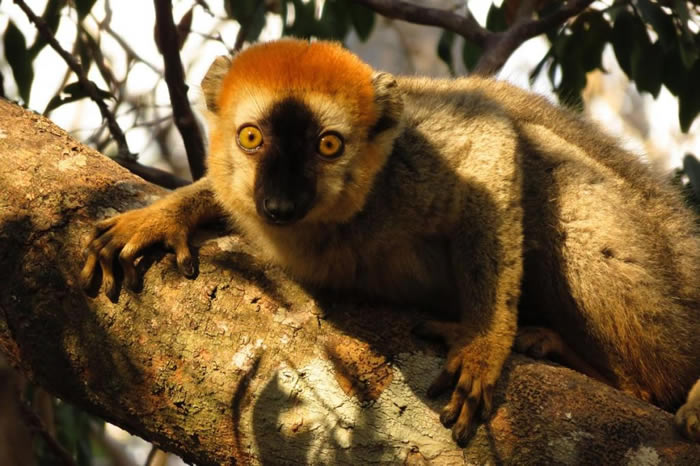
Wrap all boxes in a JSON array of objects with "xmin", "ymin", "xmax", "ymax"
[{"xmin": 82, "ymin": 39, "xmax": 700, "ymax": 444}]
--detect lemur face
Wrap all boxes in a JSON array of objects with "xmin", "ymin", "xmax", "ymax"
[{"xmin": 207, "ymin": 39, "xmax": 402, "ymax": 226}]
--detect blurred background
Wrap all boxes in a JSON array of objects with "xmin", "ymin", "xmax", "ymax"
[{"xmin": 1, "ymin": 1, "xmax": 698, "ymax": 464}]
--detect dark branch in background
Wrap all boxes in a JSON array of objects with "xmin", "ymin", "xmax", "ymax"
[
  {"xmin": 0, "ymin": 71, "xmax": 5, "ymax": 99},
  {"xmin": 351, "ymin": 0, "xmax": 595, "ymax": 76},
  {"xmin": 116, "ymin": 158, "xmax": 189, "ymax": 190},
  {"xmin": 153, "ymin": 0, "xmax": 207, "ymax": 181},
  {"xmin": 13, "ymin": 0, "xmax": 133, "ymax": 159},
  {"xmin": 475, "ymin": 0, "xmax": 595, "ymax": 75},
  {"xmin": 351, "ymin": 0, "xmax": 490, "ymax": 47},
  {"xmin": 19, "ymin": 400, "xmax": 77, "ymax": 466},
  {"xmin": 77, "ymin": 26, "xmax": 118, "ymax": 93}
]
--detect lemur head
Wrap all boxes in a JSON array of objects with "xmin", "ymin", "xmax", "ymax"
[{"xmin": 204, "ymin": 39, "xmax": 404, "ymax": 226}]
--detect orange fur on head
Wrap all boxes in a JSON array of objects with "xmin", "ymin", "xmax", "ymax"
[{"xmin": 217, "ymin": 39, "xmax": 377, "ymax": 128}]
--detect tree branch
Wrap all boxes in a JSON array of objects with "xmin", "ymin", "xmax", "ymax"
[
  {"xmin": 351, "ymin": 0, "xmax": 491, "ymax": 47},
  {"xmin": 19, "ymin": 401, "xmax": 77, "ymax": 466},
  {"xmin": 473, "ymin": 0, "xmax": 595, "ymax": 75},
  {"xmin": 352, "ymin": 0, "xmax": 595, "ymax": 76},
  {"xmin": 1, "ymin": 99, "xmax": 698, "ymax": 464},
  {"xmin": 114, "ymin": 157, "xmax": 190, "ymax": 190},
  {"xmin": 13, "ymin": 0, "xmax": 133, "ymax": 159},
  {"xmin": 153, "ymin": 0, "xmax": 207, "ymax": 181}
]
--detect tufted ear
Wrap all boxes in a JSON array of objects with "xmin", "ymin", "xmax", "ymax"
[
  {"xmin": 369, "ymin": 72, "xmax": 404, "ymax": 139},
  {"xmin": 200, "ymin": 56, "xmax": 232, "ymax": 114}
]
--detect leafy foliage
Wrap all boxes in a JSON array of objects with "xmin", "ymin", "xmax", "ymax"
[
  {"xmin": 4, "ymin": 20, "xmax": 34, "ymax": 103},
  {"xmin": 528, "ymin": 0, "xmax": 699, "ymax": 130},
  {"xmin": 223, "ymin": 0, "xmax": 376, "ymax": 42},
  {"xmin": 45, "ymin": 81, "xmax": 113, "ymax": 114}
]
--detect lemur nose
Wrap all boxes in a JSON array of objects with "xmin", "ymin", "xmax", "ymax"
[{"xmin": 263, "ymin": 197, "xmax": 297, "ymax": 223}]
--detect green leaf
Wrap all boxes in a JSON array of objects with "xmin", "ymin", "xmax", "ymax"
[
  {"xmin": 316, "ymin": 0, "xmax": 351, "ymax": 40},
  {"xmin": 437, "ymin": 30, "xmax": 455, "ymax": 75},
  {"xmin": 677, "ymin": 34, "xmax": 698, "ymax": 70},
  {"xmin": 3, "ymin": 21, "xmax": 34, "ymax": 103},
  {"xmin": 529, "ymin": 49, "xmax": 552, "ymax": 85},
  {"xmin": 45, "ymin": 81, "xmax": 113, "ymax": 114},
  {"xmin": 225, "ymin": 0, "xmax": 265, "ymax": 43},
  {"xmin": 486, "ymin": 3, "xmax": 506, "ymax": 33},
  {"xmin": 76, "ymin": 32, "xmax": 94, "ymax": 78},
  {"xmin": 177, "ymin": 8, "xmax": 194, "ymax": 50},
  {"xmin": 635, "ymin": 0, "xmax": 676, "ymax": 51},
  {"xmin": 678, "ymin": 59, "xmax": 700, "ymax": 133},
  {"xmin": 611, "ymin": 9, "xmax": 649, "ymax": 76},
  {"xmin": 28, "ymin": 0, "xmax": 65, "ymax": 58},
  {"xmin": 462, "ymin": 40, "xmax": 482, "ymax": 72},
  {"xmin": 632, "ymin": 40, "xmax": 663, "ymax": 98},
  {"xmin": 242, "ymin": 1, "xmax": 266, "ymax": 43},
  {"xmin": 673, "ymin": 0, "xmax": 692, "ymax": 36},
  {"xmin": 225, "ymin": 0, "xmax": 258, "ymax": 22},
  {"xmin": 284, "ymin": 0, "xmax": 316, "ymax": 38},
  {"xmin": 672, "ymin": 0, "xmax": 698, "ymax": 69},
  {"xmin": 683, "ymin": 154, "xmax": 700, "ymax": 201},
  {"xmin": 574, "ymin": 12, "xmax": 611, "ymax": 72},
  {"xmin": 556, "ymin": 59, "xmax": 586, "ymax": 110},
  {"xmin": 662, "ymin": 47, "xmax": 687, "ymax": 96},
  {"xmin": 347, "ymin": 1, "xmax": 375, "ymax": 41},
  {"xmin": 75, "ymin": 0, "xmax": 97, "ymax": 21}
]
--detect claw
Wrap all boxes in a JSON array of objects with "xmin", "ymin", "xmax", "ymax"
[
  {"xmin": 81, "ymin": 204, "xmax": 196, "ymax": 298},
  {"xmin": 422, "ymin": 329, "xmax": 510, "ymax": 446}
]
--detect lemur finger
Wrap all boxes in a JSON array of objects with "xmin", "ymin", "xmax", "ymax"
[
  {"xmin": 440, "ymin": 370, "xmax": 473, "ymax": 427},
  {"xmin": 481, "ymin": 383, "xmax": 494, "ymax": 420},
  {"xmin": 452, "ymin": 379, "xmax": 481, "ymax": 446},
  {"xmin": 169, "ymin": 233, "xmax": 195, "ymax": 277},
  {"xmin": 95, "ymin": 216, "xmax": 119, "ymax": 231},
  {"xmin": 118, "ymin": 242, "xmax": 143, "ymax": 291},
  {"xmin": 81, "ymin": 231, "xmax": 113, "ymax": 288},
  {"xmin": 80, "ymin": 253, "xmax": 99, "ymax": 289},
  {"xmin": 98, "ymin": 242, "xmax": 120, "ymax": 301}
]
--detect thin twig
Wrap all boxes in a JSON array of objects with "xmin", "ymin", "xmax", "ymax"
[
  {"xmin": 13, "ymin": 0, "xmax": 133, "ymax": 159},
  {"xmin": 509, "ymin": 0, "xmax": 595, "ymax": 42},
  {"xmin": 96, "ymin": 16, "xmax": 163, "ymax": 75},
  {"xmin": 78, "ymin": 26, "xmax": 118, "ymax": 93},
  {"xmin": 153, "ymin": 0, "xmax": 207, "ymax": 180},
  {"xmin": 233, "ymin": 1, "xmax": 267, "ymax": 52}
]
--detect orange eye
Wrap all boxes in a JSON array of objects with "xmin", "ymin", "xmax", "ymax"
[
  {"xmin": 237, "ymin": 125, "xmax": 263, "ymax": 151},
  {"xmin": 318, "ymin": 133, "xmax": 344, "ymax": 158}
]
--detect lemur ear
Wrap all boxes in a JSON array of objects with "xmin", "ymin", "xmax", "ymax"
[
  {"xmin": 370, "ymin": 72, "xmax": 404, "ymax": 139},
  {"xmin": 201, "ymin": 56, "xmax": 232, "ymax": 114}
]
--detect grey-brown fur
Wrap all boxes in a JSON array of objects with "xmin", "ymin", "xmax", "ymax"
[{"xmin": 82, "ymin": 41, "xmax": 700, "ymax": 444}]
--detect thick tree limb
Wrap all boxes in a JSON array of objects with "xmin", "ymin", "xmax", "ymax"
[
  {"xmin": 0, "ymin": 99, "xmax": 698, "ymax": 464},
  {"xmin": 153, "ymin": 0, "xmax": 207, "ymax": 180}
]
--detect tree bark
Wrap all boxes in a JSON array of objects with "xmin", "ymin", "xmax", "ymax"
[{"xmin": 0, "ymin": 98, "xmax": 698, "ymax": 465}]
